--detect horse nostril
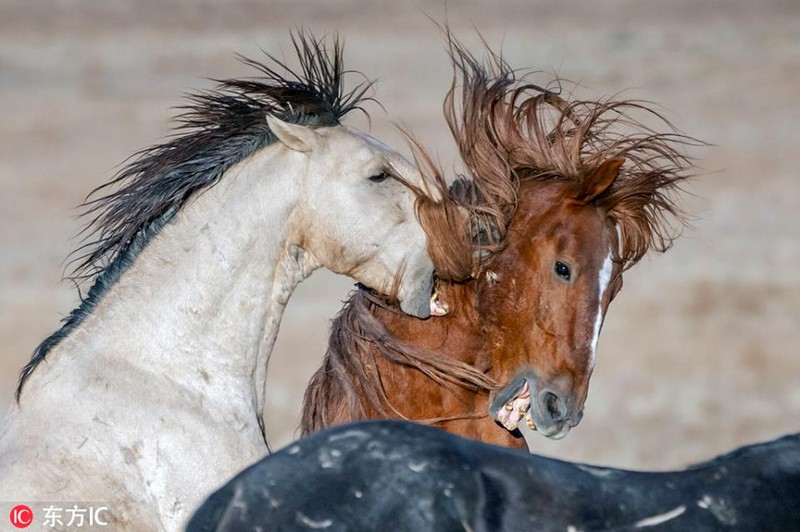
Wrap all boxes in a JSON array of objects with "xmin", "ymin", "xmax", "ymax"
[{"xmin": 542, "ymin": 390, "xmax": 568, "ymax": 423}]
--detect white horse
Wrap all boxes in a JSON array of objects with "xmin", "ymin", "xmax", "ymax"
[{"xmin": 0, "ymin": 35, "xmax": 443, "ymax": 530}]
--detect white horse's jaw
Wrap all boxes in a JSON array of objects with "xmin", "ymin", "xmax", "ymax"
[{"xmin": 398, "ymin": 271, "xmax": 434, "ymax": 319}]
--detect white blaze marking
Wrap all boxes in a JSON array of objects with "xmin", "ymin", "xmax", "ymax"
[{"xmin": 589, "ymin": 252, "xmax": 614, "ymax": 369}]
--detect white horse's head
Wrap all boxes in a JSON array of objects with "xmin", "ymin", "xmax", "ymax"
[{"xmin": 267, "ymin": 115, "xmax": 436, "ymax": 318}]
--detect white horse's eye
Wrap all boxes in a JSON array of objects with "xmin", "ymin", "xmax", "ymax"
[{"xmin": 368, "ymin": 172, "xmax": 390, "ymax": 183}]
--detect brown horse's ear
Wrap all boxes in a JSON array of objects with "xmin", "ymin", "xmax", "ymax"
[
  {"xmin": 471, "ymin": 216, "xmax": 502, "ymax": 248},
  {"xmin": 579, "ymin": 158, "xmax": 625, "ymax": 202}
]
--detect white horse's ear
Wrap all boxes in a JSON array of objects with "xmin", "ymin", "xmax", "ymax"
[{"xmin": 267, "ymin": 115, "xmax": 318, "ymax": 153}]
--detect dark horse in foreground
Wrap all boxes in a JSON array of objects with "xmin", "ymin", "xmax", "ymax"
[{"xmin": 188, "ymin": 421, "xmax": 800, "ymax": 532}]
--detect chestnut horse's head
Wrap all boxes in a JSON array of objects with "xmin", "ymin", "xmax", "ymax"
[
  {"xmin": 480, "ymin": 165, "xmax": 625, "ymax": 439},
  {"xmin": 300, "ymin": 36, "xmax": 697, "ymax": 447},
  {"xmin": 440, "ymin": 38, "xmax": 695, "ymax": 441}
]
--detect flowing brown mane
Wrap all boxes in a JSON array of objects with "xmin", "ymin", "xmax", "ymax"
[
  {"xmin": 301, "ymin": 38, "xmax": 699, "ymax": 435},
  {"xmin": 492, "ymin": 94, "xmax": 696, "ymax": 270},
  {"xmin": 441, "ymin": 37, "xmax": 697, "ymax": 271}
]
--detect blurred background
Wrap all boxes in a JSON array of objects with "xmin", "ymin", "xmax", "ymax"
[{"xmin": 1, "ymin": 0, "xmax": 798, "ymax": 470}]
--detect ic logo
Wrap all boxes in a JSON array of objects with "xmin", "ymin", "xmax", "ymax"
[{"xmin": 9, "ymin": 504, "xmax": 33, "ymax": 529}]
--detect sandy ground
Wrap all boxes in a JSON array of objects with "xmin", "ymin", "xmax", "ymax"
[{"xmin": 1, "ymin": 1, "xmax": 798, "ymax": 471}]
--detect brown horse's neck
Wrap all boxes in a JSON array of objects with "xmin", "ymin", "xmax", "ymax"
[
  {"xmin": 299, "ymin": 281, "xmax": 505, "ymax": 438},
  {"xmin": 380, "ymin": 280, "xmax": 488, "ymax": 369}
]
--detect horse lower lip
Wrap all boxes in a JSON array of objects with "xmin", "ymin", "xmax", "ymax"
[
  {"xmin": 545, "ymin": 428, "xmax": 569, "ymax": 440},
  {"xmin": 399, "ymin": 272, "xmax": 434, "ymax": 318},
  {"xmin": 400, "ymin": 293, "xmax": 430, "ymax": 319}
]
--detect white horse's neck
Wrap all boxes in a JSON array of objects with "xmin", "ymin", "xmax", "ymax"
[
  {"xmin": 83, "ymin": 145, "xmax": 317, "ymax": 418},
  {"xmin": 0, "ymin": 145, "xmax": 320, "ymax": 529}
]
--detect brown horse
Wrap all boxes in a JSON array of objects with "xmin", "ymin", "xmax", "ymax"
[{"xmin": 301, "ymin": 42, "xmax": 696, "ymax": 449}]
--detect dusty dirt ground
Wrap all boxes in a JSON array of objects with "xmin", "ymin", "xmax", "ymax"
[{"xmin": 1, "ymin": 1, "xmax": 798, "ymax": 471}]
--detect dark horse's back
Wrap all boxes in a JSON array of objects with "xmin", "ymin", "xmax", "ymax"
[{"xmin": 187, "ymin": 421, "xmax": 800, "ymax": 532}]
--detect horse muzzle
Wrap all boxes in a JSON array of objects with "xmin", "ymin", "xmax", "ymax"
[
  {"xmin": 488, "ymin": 370, "xmax": 584, "ymax": 440},
  {"xmin": 397, "ymin": 269, "xmax": 434, "ymax": 319}
]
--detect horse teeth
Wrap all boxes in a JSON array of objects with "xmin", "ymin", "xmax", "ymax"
[
  {"xmin": 429, "ymin": 291, "xmax": 450, "ymax": 316},
  {"xmin": 525, "ymin": 411, "xmax": 536, "ymax": 430}
]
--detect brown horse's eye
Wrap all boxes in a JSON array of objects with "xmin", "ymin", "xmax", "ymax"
[{"xmin": 554, "ymin": 261, "xmax": 571, "ymax": 281}]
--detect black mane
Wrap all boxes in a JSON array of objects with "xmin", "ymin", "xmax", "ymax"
[{"xmin": 16, "ymin": 32, "xmax": 374, "ymax": 400}]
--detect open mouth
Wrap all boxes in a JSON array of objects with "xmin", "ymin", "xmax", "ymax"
[
  {"xmin": 429, "ymin": 288, "xmax": 450, "ymax": 316},
  {"xmin": 490, "ymin": 373, "xmax": 578, "ymax": 440},
  {"xmin": 494, "ymin": 380, "xmax": 536, "ymax": 433}
]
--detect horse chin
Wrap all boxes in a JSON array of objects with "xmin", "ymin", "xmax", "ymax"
[{"xmin": 538, "ymin": 423, "xmax": 571, "ymax": 440}]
